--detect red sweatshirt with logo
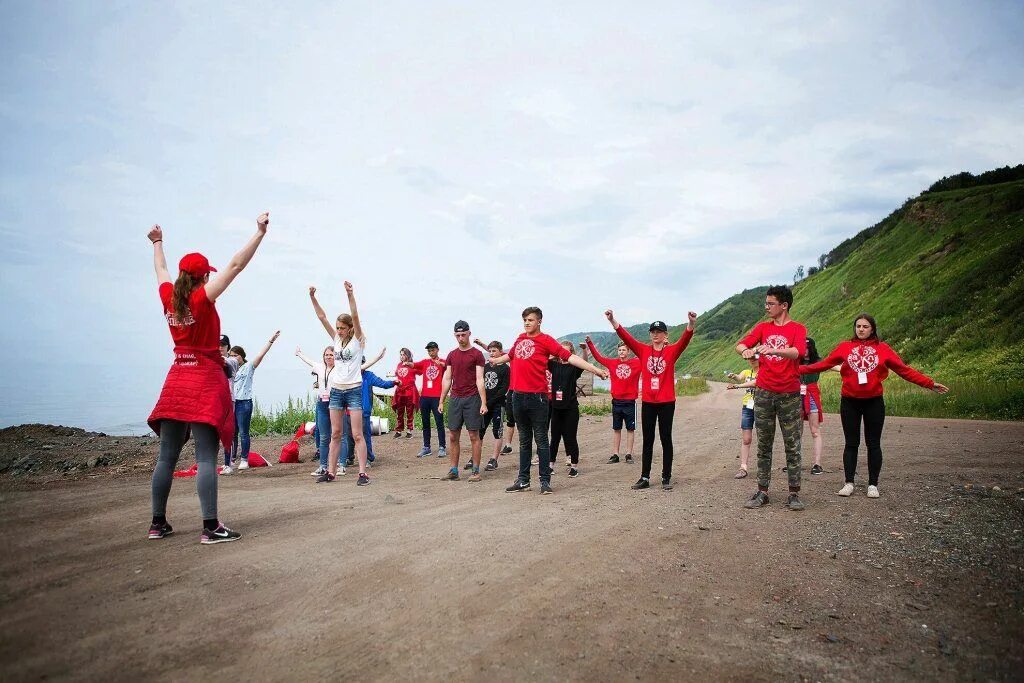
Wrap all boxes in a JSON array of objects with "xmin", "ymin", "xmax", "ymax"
[
  {"xmin": 738, "ymin": 320, "xmax": 807, "ymax": 394},
  {"xmin": 799, "ymin": 339, "xmax": 934, "ymax": 399},
  {"xmin": 508, "ymin": 332, "xmax": 571, "ymax": 394},
  {"xmin": 413, "ymin": 358, "xmax": 446, "ymax": 398},
  {"xmin": 615, "ymin": 326, "xmax": 693, "ymax": 403},
  {"xmin": 586, "ymin": 339, "xmax": 642, "ymax": 401}
]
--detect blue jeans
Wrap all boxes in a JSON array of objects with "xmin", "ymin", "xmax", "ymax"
[
  {"xmin": 420, "ymin": 396, "xmax": 446, "ymax": 448},
  {"xmin": 512, "ymin": 391, "xmax": 551, "ymax": 484},
  {"xmin": 231, "ymin": 398, "xmax": 253, "ymax": 463},
  {"xmin": 315, "ymin": 399, "xmax": 330, "ymax": 469},
  {"xmin": 341, "ymin": 411, "xmax": 375, "ymax": 464}
]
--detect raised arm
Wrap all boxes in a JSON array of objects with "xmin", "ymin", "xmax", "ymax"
[
  {"xmin": 609, "ymin": 311, "xmax": 645, "ymax": 357},
  {"xmin": 308, "ymin": 286, "xmax": 335, "ymax": 339},
  {"xmin": 252, "ymin": 330, "xmax": 280, "ymax": 369},
  {"xmin": 147, "ymin": 225, "xmax": 171, "ymax": 284},
  {"xmin": 670, "ymin": 312, "xmax": 697, "ymax": 353},
  {"xmin": 490, "ymin": 353, "xmax": 511, "ymax": 366},
  {"xmin": 361, "ymin": 347, "xmax": 386, "ymax": 371},
  {"xmin": 205, "ymin": 212, "xmax": 269, "ymax": 302},
  {"xmin": 295, "ymin": 346, "xmax": 317, "ymax": 368},
  {"xmin": 585, "ymin": 336, "xmax": 612, "ymax": 367},
  {"xmin": 567, "ymin": 353, "xmax": 609, "ymax": 380},
  {"xmin": 473, "ymin": 338, "xmax": 488, "ymax": 350},
  {"xmin": 344, "ymin": 281, "xmax": 365, "ymax": 344}
]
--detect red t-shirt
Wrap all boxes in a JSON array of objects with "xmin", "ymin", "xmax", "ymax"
[
  {"xmin": 158, "ymin": 282, "xmax": 220, "ymax": 349},
  {"xmin": 587, "ymin": 339, "xmax": 642, "ymax": 401},
  {"xmin": 394, "ymin": 362, "xmax": 418, "ymax": 395},
  {"xmin": 800, "ymin": 339, "xmax": 934, "ymax": 399},
  {"xmin": 508, "ymin": 333, "xmax": 571, "ymax": 394},
  {"xmin": 616, "ymin": 326, "xmax": 693, "ymax": 403},
  {"xmin": 445, "ymin": 346, "xmax": 485, "ymax": 398},
  {"xmin": 414, "ymin": 358, "xmax": 446, "ymax": 398},
  {"xmin": 739, "ymin": 320, "xmax": 807, "ymax": 394}
]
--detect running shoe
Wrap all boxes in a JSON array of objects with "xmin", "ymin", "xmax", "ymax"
[
  {"xmin": 867, "ymin": 485, "xmax": 880, "ymax": 498},
  {"xmin": 148, "ymin": 521, "xmax": 173, "ymax": 540},
  {"xmin": 607, "ymin": 454, "xmax": 620, "ymax": 464},
  {"xmin": 463, "ymin": 461, "xmax": 474, "ymax": 470},
  {"xmin": 357, "ymin": 473, "xmax": 370, "ymax": 486},
  {"xmin": 404, "ymin": 432, "xmax": 413, "ymax": 439},
  {"xmin": 468, "ymin": 472, "xmax": 481, "ymax": 482},
  {"xmin": 662, "ymin": 477, "xmax": 674, "ymax": 491},
  {"xmin": 339, "ymin": 466, "xmax": 347, "ymax": 475},
  {"xmin": 443, "ymin": 468, "xmax": 460, "ymax": 481},
  {"xmin": 539, "ymin": 482, "xmax": 553, "ymax": 495},
  {"xmin": 837, "ymin": 483, "xmax": 854, "ymax": 497},
  {"xmin": 310, "ymin": 466, "xmax": 327, "ymax": 477},
  {"xmin": 624, "ymin": 454, "xmax": 634, "ymax": 463},
  {"xmin": 220, "ymin": 466, "xmax": 233, "ymax": 475},
  {"xmin": 786, "ymin": 493, "xmax": 806, "ymax": 511},
  {"xmin": 569, "ymin": 467, "xmax": 579, "ymax": 478},
  {"xmin": 811, "ymin": 464, "xmax": 824, "ymax": 475},
  {"xmin": 237, "ymin": 460, "xmax": 250, "ymax": 470},
  {"xmin": 345, "ymin": 457, "xmax": 355, "ymax": 468},
  {"xmin": 417, "ymin": 447, "xmax": 432, "ymax": 457},
  {"xmin": 744, "ymin": 491, "xmax": 769, "ymax": 508},
  {"xmin": 316, "ymin": 472, "xmax": 336, "ymax": 483},
  {"xmin": 485, "ymin": 458, "xmax": 499, "ymax": 471},
  {"xmin": 367, "ymin": 453, "xmax": 375, "ymax": 464},
  {"xmin": 565, "ymin": 459, "xmax": 571, "ymax": 467},
  {"xmin": 392, "ymin": 431, "xmax": 403, "ymax": 439},
  {"xmin": 438, "ymin": 447, "xmax": 447, "ymax": 459},
  {"xmin": 505, "ymin": 480, "xmax": 531, "ymax": 493},
  {"xmin": 501, "ymin": 444, "xmax": 513, "ymax": 454},
  {"xmin": 200, "ymin": 523, "xmax": 240, "ymax": 545},
  {"xmin": 631, "ymin": 477, "xmax": 650, "ymax": 490}
]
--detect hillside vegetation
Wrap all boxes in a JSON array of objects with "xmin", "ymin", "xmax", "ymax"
[{"xmin": 563, "ymin": 172, "xmax": 1024, "ymax": 420}]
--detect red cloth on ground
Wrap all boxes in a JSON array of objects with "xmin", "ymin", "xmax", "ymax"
[
  {"xmin": 279, "ymin": 441, "xmax": 300, "ymax": 463},
  {"xmin": 247, "ymin": 452, "xmax": 270, "ymax": 467}
]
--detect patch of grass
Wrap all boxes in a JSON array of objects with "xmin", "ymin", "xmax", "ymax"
[
  {"xmin": 251, "ymin": 393, "xmax": 428, "ymax": 436},
  {"xmin": 675, "ymin": 377, "xmax": 709, "ymax": 396},
  {"xmin": 580, "ymin": 400, "xmax": 613, "ymax": 416}
]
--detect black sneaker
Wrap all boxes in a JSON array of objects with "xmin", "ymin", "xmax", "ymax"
[
  {"xmin": 631, "ymin": 477, "xmax": 650, "ymax": 490},
  {"xmin": 357, "ymin": 473, "xmax": 371, "ymax": 486},
  {"xmin": 404, "ymin": 432, "xmax": 413, "ymax": 439},
  {"xmin": 316, "ymin": 472, "xmax": 337, "ymax": 483},
  {"xmin": 744, "ymin": 491, "xmax": 769, "ymax": 508},
  {"xmin": 607, "ymin": 454, "xmax": 620, "ymax": 464},
  {"xmin": 463, "ymin": 461, "xmax": 474, "ymax": 470},
  {"xmin": 540, "ymin": 482, "xmax": 553, "ymax": 495},
  {"xmin": 443, "ymin": 468, "xmax": 460, "ymax": 481},
  {"xmin": 662, "ymin": 477, "xmax": 673, "ymax": 491},
  {"xmin": 780, "ymin": 466, "xmax": 788, "ymax": 472},
  {"xmin": 786, "ymin": 493, "xmax": 805, "ymax": 511},
  {"xmin": 346, "ymin": 458, "xmax": 355, "ymax": 468},
  {"xmin": 811, "ymin": 464, "xmax": 824, "ymax": 475},
  {"xmin": 392, "ymin": 431, "xmax": 402, "ymax": 439},
  {"xmin": 624, "ymin": 454, "xmax": 634, "ymax": 463},
  {"xmin": 485, "ymin": 458, "xmax": 498, "ymax": 471},
  {"xmin": 148, "ymin": 521, "xmax": 173, "ymax": 540},
  {"xmin": 501, "ymin": 445, "xmax": 513, "ymax": 454},
  {"xmin": 200, "ymin": 523, "xmax": 240, "ymax": 545},
  {"xmin": 505, "ymin": 480, "xmax": 531, "ymax": 493},
  {"xmin": 569, "ymin": 467, "xmax": 579, "ymax": 478}
]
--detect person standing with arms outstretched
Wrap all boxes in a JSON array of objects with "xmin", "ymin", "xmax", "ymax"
[
  {"xmin": 606, "ymin": 310, "xmax": 696, "ymax": 490},
  {"xmin": 309, "ymin": 282, "xmax": 371, "ymax": 486},
  {"xmin": 473, "ymin": 338, "xmax": 511, "ymax": 471},
  {"xmin": 586, "ymin": 336, "xmax": 642, "ymax": 464},
  {"xmin": 799, "ymin": 313, "xmax": 948, "ymax": 498},
  {"xmin": 227, "ymin": 330, "xmax": 279, "ymax": 472},
  {"xmin": 439, "ymin": 321, "xmax": 487, "ymax": 481},
  {"xmin": 736, "ymin": 285, "xmax": 807, "ymax": 511},
  {"xmin": 411, "ymin": 343, "xmax": 447, "ymax": 458},
  {"xmin": 146, "ymin": 211, "xmax": 269, "ymax": 544},
  {"xmin": 391, "ymin": 348, "xmax": 418, "ymax": 439},
  {"xmin": 491, "ymin": 307, "xmax": 608, "ymax": 495},
  {"xmin": 296, "ymin": 344, "xmax": 335, "ymax": 476}
]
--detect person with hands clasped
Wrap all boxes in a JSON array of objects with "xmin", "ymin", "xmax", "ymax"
[
  {"xmin": 411, "ymin": 342, "xmax": 448, "ymax": 458},
  {"xmin": 606, "ymin": 309, "xmax": 696, "ymax": 491},
  {"xmin": 145, "ymin": 210, "xmax": 270, "ymax": 545},
  {"xmin": 725, "ymin": 356, "xmax": 759, "ymax": 479},
  {"xmin": 586, "ymin": 335, "xmax": 642, "ymax": 465},
  {"xmin": 226, "ymin": 330, "xmax": 280, "ymax": 472},
  {"xmin": 491, "ymin": 307, "xmax": 609, "ymax": 495},
  {"xmin": 391, "ymin": 348, "xmax": 419, "ymax": 439},
  {"xmin": 308, "ymin": 282, "xmax": 372, "ymax": 486},
  {"xmin": 799, "ymin": 313, "xmax": 948, "ymax": 499},
  {"xmin": 736, "ymin": 285, "xmax": 807, "ymax": 511},
  {"xmin": 439, "ymin": 321, "xmax": 487, "ymax": 482}
]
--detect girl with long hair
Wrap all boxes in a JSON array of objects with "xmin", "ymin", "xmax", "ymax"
[
  {"xmin": 296, "ymin": 344, "xmax": 336, "ymax": 476},
  {"xmin": 226, "ymin": 331, "xmax": 279, "ymax": 472}
]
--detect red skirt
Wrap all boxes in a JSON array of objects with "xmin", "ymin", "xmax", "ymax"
[
  {"xmin": 148, "ymin": 347, "xmax": 235, "ymax": 450},
  {"xmin": 802, "ymin": 383, "xmax": 824, "ymax": 423}
]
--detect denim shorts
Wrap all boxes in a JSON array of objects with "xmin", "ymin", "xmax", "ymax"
[
  {"xmin": 740, "ymin": 406, "xmax": 755, "ymax": 430},
  {"xmin": 808, "ymin": 394, "xmax": 819, "ymax": 412},
  {"xmin": 329, "ymin": 386, "xmax": 362, "ymax": 411}
]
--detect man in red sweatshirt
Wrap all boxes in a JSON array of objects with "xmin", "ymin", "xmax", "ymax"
[
  {"xmin": 585, "ymin": 336, "xmax": 642, "ymax": 464},
  {"xmin": 736, "ymin": 285, "xmax": 807, "ymax": 511},
  {"xmin": 411, "ymin": 342, "xmax": 447, "ymax": 458}
]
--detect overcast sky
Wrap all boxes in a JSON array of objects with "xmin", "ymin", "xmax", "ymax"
[{"xmin": 1, "ymin": 1, "xmax": 1022, "ymax": 428}]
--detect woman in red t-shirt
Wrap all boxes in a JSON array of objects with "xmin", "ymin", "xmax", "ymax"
[
  {"xmin": 146, "ymin": 212, "xmax": 270, "ymax": 545},
  {"xmin": 799, "ymin": 313, "xmax": 948, "ymax": 499}
]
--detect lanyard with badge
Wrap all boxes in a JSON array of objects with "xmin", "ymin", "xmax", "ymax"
[
  {"xmin": 649, "ymin": 347, "xmax": 664, "ymax": 392},
  {"xmin": 320, "ymin": 366, "xmax": 333, "ymax": 401}
]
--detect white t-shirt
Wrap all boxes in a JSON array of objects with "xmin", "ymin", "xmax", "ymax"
[{"xmin": 331, "ymin": 334, "xmax": 364, "ymax": 388}]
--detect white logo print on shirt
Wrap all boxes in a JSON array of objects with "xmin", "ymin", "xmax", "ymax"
[
  {"xmin": 514, "ymin": 339, "xmax": 536, "ymax": 360},
  {"xmin": 846, "ymin": 345, "xmax": 879, "ymax": 374},
  {"xmin": 426, "ymin": 365, "xmax": 440, "ymax": 381},
  {"xmin": 646, "ymin": 357, "xmax": 666, "ymax": 375},
  {"xmin": 762, "ymin": 334, "xmax": 789, "ymax": 363},
  {"xmin": 397, "ymin": 366, "xmax": 409, "ymax": 379},
  {"xmin": 485, "ymin": 371, "xmax": 498, "ymax": 390},
  {"xmin": 615, "ymin": 364, "xmax": 632, "ymax": 379}
]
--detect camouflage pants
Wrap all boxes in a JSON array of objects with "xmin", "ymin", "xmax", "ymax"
[{"xmin": 753, "ymin": 388, "xmax": 802, "ymax": 491}]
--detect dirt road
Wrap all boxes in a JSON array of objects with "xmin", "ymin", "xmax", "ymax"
[{"xmin": 1, "ymin": 385, "xmax": 1022, "ymax": 681}]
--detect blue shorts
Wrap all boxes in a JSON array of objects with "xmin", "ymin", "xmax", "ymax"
[
  {"xmin": 612, "ymin": 399, "xmax": 636, "ymax": 431},
  {"xmin": 808, "ymin": 394, "xmax": 819, "ymax": 412},
  {"xmin": 329, "ymin": 386, "xmax": 362, "ymax": 411},
  {"xmin": 740, "ymin": 406, "xmax": 755, "ymax": 430}
]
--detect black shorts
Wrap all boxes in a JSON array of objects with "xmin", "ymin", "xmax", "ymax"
[
  {"xmin": 612, "ymin": 399, "xmax": 636, "ymax": 431},
  {"xmin": 505, "ymin": 396, "xmax": 516, "ymax": 428},
  {"xmin": 480, "ymin": 404, "xmax": 504, "ymax": 440}
]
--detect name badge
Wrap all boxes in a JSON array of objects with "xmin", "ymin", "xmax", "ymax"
[
  {"xmin": 857, "ymin": 372, "xmax": 868, "ymax": 385},
  {"xmin": 650, "ymin": 377, "xmax": 660, "ymax": 391},
  {"xmin": 745, "ymin": 398, "xmax": 754, "ymax": 410},
  {"xmin": 800, "ymin": 384, "xmax": 807, "ymax": 395},
  {"xmin": 427, "ymin": 380, "xmax": 433, "ymax": 389},
  {"xmin": 555, "ymin": 390, "xmax": 563, "ymax": 401},
  {"xmin": 319, "ymin": 390, "xmax": 330, "ymax": 401}
]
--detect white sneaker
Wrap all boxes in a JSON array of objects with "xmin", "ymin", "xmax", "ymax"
[
  {"xmin": 339, "ymin": 466, "xmax": 347, "ymax": 476},
  {"xmin": 220, "ymin": 465, "xmax": 233, "ymax": 475},
  {"xmin": 837, "ymin": 483, "xmax": 855, "ymax": 497},
  {"xmin": 237, "ymin": 460, "xmax": 250, "ymax": 470},
  {"xmin": 867, "ymin": 485, "xmax": 880, "ymax": 498},
  {"xmin": 310, "ymin": 466, "xmax": 326, "ymax": 476}
]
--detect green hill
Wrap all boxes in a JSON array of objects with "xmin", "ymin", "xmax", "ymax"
[{"xmin": 562, "ymin": 170, "xmax": 1024, "ymax": 420}]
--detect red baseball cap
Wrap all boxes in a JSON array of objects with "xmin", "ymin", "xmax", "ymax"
[{"xmin": 178, "ymin": 253, "xmax": 218, "ymax": 277}]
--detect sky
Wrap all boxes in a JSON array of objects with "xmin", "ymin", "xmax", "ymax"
[{"xmin": 1, "ymin": 1, "xmax": 1022, "ymax": 431}]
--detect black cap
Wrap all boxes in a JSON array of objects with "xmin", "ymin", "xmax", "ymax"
[
  {"xmin": 425, "ymin": 341, "xmax": 439, "ymax": 350},
  {"xmin": 454, "ymin": 320, "xmax": 470, "ymax": 333},
  {"xmin": 649, "ymin": 321, "xmax": 668, "ymax": 332},
  {"xmin": 220, "ymin": 335, "xmax": 230, "ymax": 347}
]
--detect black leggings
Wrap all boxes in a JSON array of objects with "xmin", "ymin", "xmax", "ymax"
[
  {"xmin": 641, "ymin": 401, "xmax": 675, "ymax": 480},
  {"xmin": 839, "ymin": 396, "xmax": 886, "ymax": 486},
  {"xmin": 550, "ymin": 407, "xmax": 580, "ymax": 465}
]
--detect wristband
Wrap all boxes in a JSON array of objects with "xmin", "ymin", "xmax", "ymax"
[{"xmin": 151, "ymin": 239, "xmax": 162, "ymax": 244}]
